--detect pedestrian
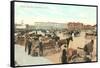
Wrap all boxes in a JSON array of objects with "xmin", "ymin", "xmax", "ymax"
[
  {"xmin": 28, "ymin": 38, "xmax": 32, "ymax": 55},
  {"xmin": 24, "ymin": 33, "xmax": 29, "ymax": 52},
  {"xmin": 61, "ymin": 45, "xmax": 67, "ymax": 64},
  {"xmin": 25, "ymin": 38, "xmax": 28, "ymax": 52},
  {"xmin": 38, "ymin": 40, "xmax": 44, "ymax": 56}
]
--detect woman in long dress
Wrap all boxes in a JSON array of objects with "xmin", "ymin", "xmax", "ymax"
[{"xmin": 61, "ymin": 45, "xmax": 67, "ymax": 64}]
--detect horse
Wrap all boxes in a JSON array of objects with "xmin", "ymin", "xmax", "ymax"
[
  {"xmin": 67, "ymin": 47, "xmax": 92, "ymax": 63},
  {"xmin": 45, "ymin": 34, "xmax": 52, "ymax": 38},
  {"xmin": 85, "ymin": 33, "xmax": 95, "ymax": 38},
  {"xmin": 67, "ymin": 48, "xmax": 78, "ymax": 62},
  {"xmin": 74, "ymin": 31, "xmax": 80, "ymax": 37},
  {"xmin": 57, "ymin": 36, "xmax": 73, "ymax": 49},
  {"xmin": 77, "ymin": 40, "xmax": 94, "ymax": 57},
  {"xmin": 51, "ymin": 35, "xmax": 60, "ymax": 42},
  {"xmin": 67, "ymin": 31, "xmax": 74, "ymax": 36}
]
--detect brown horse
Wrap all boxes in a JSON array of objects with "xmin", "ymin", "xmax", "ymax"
[
  {"xmin": 67, "ymin": 48, "xmax": 78, "ymax": 62},
  {"xmin": 77, "ymin": 40, "xmax": 94, "ymax": 56},
  {"xmin": 57, "ymin": 36, "xmax": 73, "ymax": 49},
  {"xmin": 67, "ymin": 47, "xmax": 92, "ymax": 63}
]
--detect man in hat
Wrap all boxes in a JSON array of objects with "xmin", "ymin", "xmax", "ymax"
[{"xmin": 27, "ymin": 38, "xmax": 32, "ymax": 55}]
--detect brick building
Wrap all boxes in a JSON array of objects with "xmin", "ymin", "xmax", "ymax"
[
  {"xmin": 84, "ymin": 25, "xmax": 94, "ymax": 30},
  {"xmin": 67, "ymin": 22, "xmax": 84, "ymax": 30}
]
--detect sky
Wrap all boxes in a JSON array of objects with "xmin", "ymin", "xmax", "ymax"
[{"xmin": 15, "ymin": 2, "xmax": 97, "ymax": 25}]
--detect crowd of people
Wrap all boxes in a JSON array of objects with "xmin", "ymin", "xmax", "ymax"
[
  {"xmin": 15, "ymin": 30, "xmax": 96, "ymax": 64},
  {"xmin": 24, "ymin": 35, "xmax": 44, "ymax": 56}
]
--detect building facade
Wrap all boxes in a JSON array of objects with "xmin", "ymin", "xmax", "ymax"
[
  {"xmin": 67, "ymin": 22, "xmax": 84, "ymax": 30},
  {"xmin": 34, "ymin": 22, "xmax": 67, "ymax": 30}
]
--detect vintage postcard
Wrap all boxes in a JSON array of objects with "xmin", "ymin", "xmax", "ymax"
[{"xmin": 11, "ymin": 1, "xmax": 98, "ymax": 67}]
